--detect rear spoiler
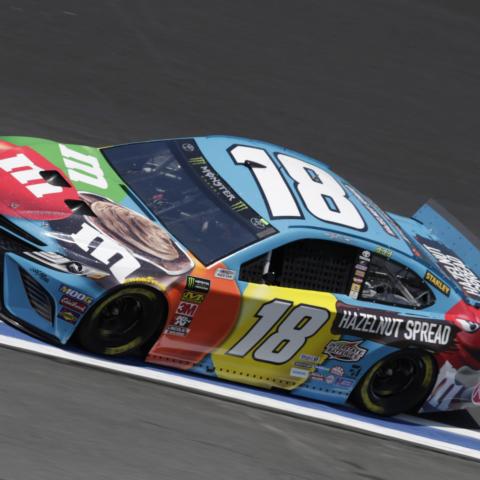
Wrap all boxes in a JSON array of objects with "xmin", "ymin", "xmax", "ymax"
[{"xmin": 413, "ymin": 199, "xmax": 480, "ymax": 282}]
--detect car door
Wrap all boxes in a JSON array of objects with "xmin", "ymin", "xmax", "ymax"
[{"xmin": 210, "ymin": 238, "xmax": 360, "ymax": 390}]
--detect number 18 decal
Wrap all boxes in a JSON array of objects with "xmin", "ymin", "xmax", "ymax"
[
  {"xmin": 227, "ymin": 300, "xmax": 329, "ymax": 364},
  {"xmin": 230, "ymin": 145, "xmax": 365, "ymax": 230}
]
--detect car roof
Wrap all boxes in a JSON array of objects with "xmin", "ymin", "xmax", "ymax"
[{"xmin": 193, "ymin": 135, "xmax": 415, "ymax": 258}]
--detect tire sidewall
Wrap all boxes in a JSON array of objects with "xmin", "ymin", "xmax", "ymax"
[
  {"xmin": 75, "ymin": 286, "xmax": 166, "ymax": 356},
  {"xmin": 352, "ymin": 349, "xmax": 437, "ymax": 416}
]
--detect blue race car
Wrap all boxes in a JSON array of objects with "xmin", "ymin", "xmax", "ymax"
[{"xmin": 0, "ymin": 134, "xmax": 479, "ymax": 416}]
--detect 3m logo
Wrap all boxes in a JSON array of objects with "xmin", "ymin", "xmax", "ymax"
[
  {"xmin": 0, "ymin": 153, "xmax": 64, "ymax": 198},
  {"xmin": 176, "ymin": 301, "xmax": 199, "ymax": 317},
  {"xmin": 60, "ymin": 144, "xmax": 108, "ymax": 189}
]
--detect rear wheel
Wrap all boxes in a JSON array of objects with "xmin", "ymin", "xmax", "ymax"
[
  {"xmin": 351, "ymin": 349, "xmax": 436, "ymax": 416},
  {"xmin": 75, "ymin": 287, "xmax": 166, "ymax": 356}
]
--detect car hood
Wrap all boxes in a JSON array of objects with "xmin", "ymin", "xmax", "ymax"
[{"xmin": 0, "ymin": 136, "xmax": 195, "ymax": 286}]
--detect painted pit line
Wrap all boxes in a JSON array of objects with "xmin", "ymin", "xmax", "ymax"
[{"xmin": 1, "ymin": 320, "xmax": 479, "ymax": 461}]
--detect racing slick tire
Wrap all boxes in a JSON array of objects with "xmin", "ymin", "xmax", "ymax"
[
  {"xmin": 75, "ymin": 286, "xmax": 167, "ymax": 356},
  {"xmin": 351, "ymin": 349, "xmax": 437, "ymax": 416}
]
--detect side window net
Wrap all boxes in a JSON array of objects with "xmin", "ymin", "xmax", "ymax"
[
  {"xmin": 360, "ymin": 254, "xmax": 434, "ymax": 308},
  {"xmin": 239, "ymin": 239, "xmax": 357, "ymax": 294}
]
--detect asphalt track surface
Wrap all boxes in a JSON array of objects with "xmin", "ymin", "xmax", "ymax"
[{"xmin": 2, "ymin": 0, "xmax": 480, "ymax": 478}]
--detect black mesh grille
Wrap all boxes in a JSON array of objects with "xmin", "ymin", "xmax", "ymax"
[
  {"xmin": 240, "ymin": 239, "xmax": 358, "ymax": 294},
  {"xmin": 239, "ymin": 253, "xmax": 268, "ymax": 283},
  {"xmin": 20, "ymin": 268, "xmax": 53, "ymax": 323}
]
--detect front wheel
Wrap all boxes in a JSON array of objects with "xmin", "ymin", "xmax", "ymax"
[
  {"xmin": 75, "ymin": 287, "xmax": 166, "ymax": 356},
  {"xmin": 351, "ymin": 349, "xmax": 437, "ymax": 416}
]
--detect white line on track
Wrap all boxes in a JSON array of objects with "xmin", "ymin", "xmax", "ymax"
[
  {"xmin": 397, "ymin": 414, "xmax": 480, "ymax": 441},
  {"xmin": 1, "ymin": 327, "xmax": 479, "ymax": 462}
]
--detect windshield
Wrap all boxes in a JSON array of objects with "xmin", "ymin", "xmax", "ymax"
[{"xmin": 101, "ymin": 139, "xmax": 277, "ymax": 265}]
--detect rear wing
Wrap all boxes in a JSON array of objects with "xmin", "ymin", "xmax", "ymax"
[{"xmin": 413, "ymin": 200, "xmax": 480, "ymax": 303}]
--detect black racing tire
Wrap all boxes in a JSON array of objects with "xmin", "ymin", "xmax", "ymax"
[
  {"xmin": 351, "ymin": 349, "xmax": 437, "ymax": 416},
  {"xmin": 75, "ymin": 286, "xmax": 167, "ymax": 356}
]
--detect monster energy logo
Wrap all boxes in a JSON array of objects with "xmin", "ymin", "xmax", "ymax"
[
  {"xmin": 186, "ymin": 276, "xmax": 210, "ymax": 293},
  {"xmin": 188, "ymin": 157, "xmax": 206, "ymax": 165},
  {"xmin": 231, "ymin": 201, "xmax": 248, "ymax": 212}
]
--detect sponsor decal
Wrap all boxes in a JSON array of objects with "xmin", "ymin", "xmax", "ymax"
[
  {"xmin": 59, "ymin": 285, "xmax": 93, "ymax": 304},
  {"xmin": 350, "ymin": 284, "xmax": 361, "ymax": 293},
  {"xmin": 294, "ymin": 361, "xmax": 315, "ymax": 369},
  {"xmin": 124, "ymin": 276, "xmax": 165, "ymax": 290},
  {"xmin": 346, "ymin": 185, "xmax": 398, "ymax": 238},
  {"xmin": 335, "ymin": 377, "xmax": 354, "ymax": 388},
  {"xmin": 182, "ymin": 142, "xmax": 195, "ymax": 152},
  {"xmin": 30, "ymin": 268, "xmax": 49, "ymax": 283},
  {"xmin": 71, "ymin": 222, "xmax": 141, "ymax": 282},
  {"xmin": 59, "ymin": 296, "xmax": 88, "ymax": 313},
  {"xmin": 325, "ymin": 374, "xmax": 335, "ymax": 384},
  {"xmin": 300, "ymin": 353, "xmax": 319, "ymax": 363},
  {"xmin": 250, "ymin": 217, "xmax": 269, "ymax": 229},
  {"xmin": 330, "ymin": 365, "xmax": 344, "ymax": 376},
  {"xmin": 350, "ymin": 251, "xmax": 370, "ymax": 299},
  {"xmin": 325, "ymin": 232, "xmax": 352, "ymax": 243},
  {"xmin": 186, "ymin": 276, "xmax": 210, "ymax": 293},
  {"xmin": 188, "ymin": 156, "xmax": 206, "ymax": 165},
  {"xmin": 424, "ymin": 271, "xmax": 450, "ymax": 296},
  {"xmin": 181, "ymin": 291, "xmax": 205, "ymax": 304},
  {"xmin": 348, "ymin": 365, "xmax": 362, "ymax": 378},
  {"xmin": 359, "ymin": 250, "xmax": 371, "ymax": 262},
  {"xmin": 310, "ymin": 372, "xmax": 326, "ymax": 382},
  {"xmin": 60, "ymin": 144, "xmax": 108, "ymax": 189},
  {"xmin": 310, "ymin": 365, "xmax": 331, "ymax": 382},
  {"xmin": 324, "ymin": 340, "xmax": 367, "ymax": 362},
  {"xmin": 419, "ymin": 237, "xmax": 480, "ymax": 300},
  {"xmin": 316, "ymin": 366, "xmax": 331, "ymax": 375},
  {"xmin": 214, "ymin": 268, "xmax": 236, "ymax": 280},
  {"xmin": 181, "ymin": 140, "xmax": 277, "ymax": 240},
  {"xmin": 290, "ymin": 367, "xmax": 310, "ymax": 379},
  {"xmin": 389, "ymin": 217, "xmax": 423, "ymax": 257},
  {"xmin": 332, "ymin": 304, "xmax": 455, "ymax": 349},
  {"xmin": 375, "ymin": 246, "xmax": 393, "ymax": 258},
  {"xmin": 0, "ymin": 152, "xmax": 65, "ymax": 199},
  {"xmin": 176, "ymin": 301, "xmax": 199, "ymax": 318},
  {"xmin": 173, "ymin": 315, "xmax": 192, "ymax": 328},
  {"xmin": 58, "ymin": 308, "xmax": 80, "ymax": 324},
  {"xmin": 165, "ymin": 325, "xmax": 189, "ymax": 337}
]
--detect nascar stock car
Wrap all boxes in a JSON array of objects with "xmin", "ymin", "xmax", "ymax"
[{"xmin": 0, "ymin": 134, "xmax": 479, "ymax": 416}]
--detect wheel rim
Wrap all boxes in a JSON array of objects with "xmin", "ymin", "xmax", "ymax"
[
  {"xmin": 370, "ymin": 356, "xmax": 419, "ymax": 399},
  {"xmin": 96, "ymin": 294, "xmax": 148, "ymax": 341}
]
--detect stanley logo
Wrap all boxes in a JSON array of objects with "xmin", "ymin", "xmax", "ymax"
[{"xmin": 424, "ymin": 271, "xmax": 450, "ymax": 296}]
